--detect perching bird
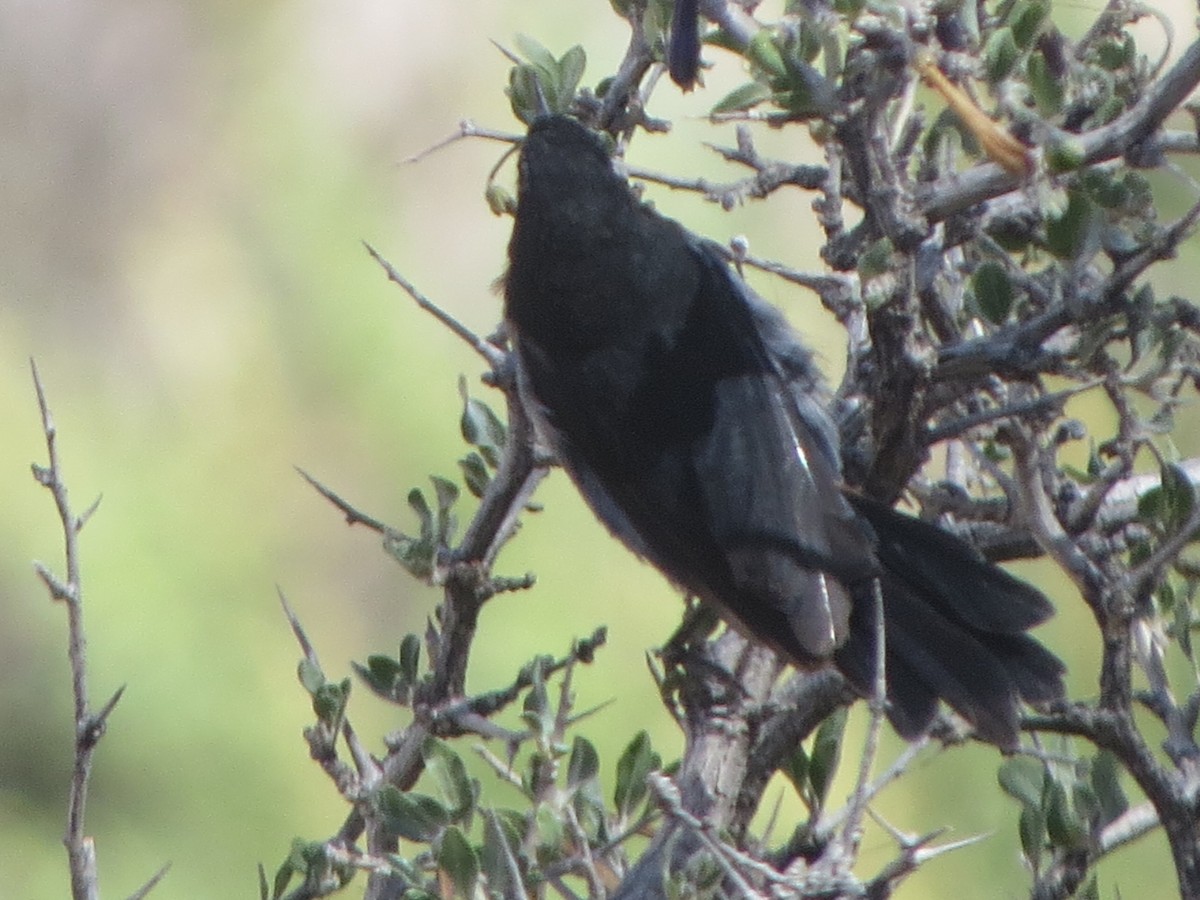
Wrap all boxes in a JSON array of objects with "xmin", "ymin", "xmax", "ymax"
[{"xmin": 504, "ymin": 115, "xmax": 1064, "ymax": 749}]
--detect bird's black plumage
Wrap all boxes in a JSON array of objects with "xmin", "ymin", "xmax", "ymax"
[{"xmin": 504, "ymin": 115, "xmax": 1064, "ymax": 749}]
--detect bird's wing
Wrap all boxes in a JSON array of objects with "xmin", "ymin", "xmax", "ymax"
[
  {"xmin": 518, "ymin": 241, "xmax": 875, "ymax": 662},
  {"xmin": 684, "ymin": 248, "xmax": 876, "ymax": 659}
]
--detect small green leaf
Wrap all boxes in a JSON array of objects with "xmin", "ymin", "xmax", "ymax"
[
  {"xmin": 567, "ymin": 738, "xmax": 607, "ymax": 840},
  {"xmin": 460, "ymin": 382, "xmax": 507, "ymax": 466},
  {"xmin": 780, "ymin": 744, "xmax": 810, "ymax": 804},
  {"xmin": 298, "ymin": 659, "xmax": 325, "ymax": 695},
  {"xmin": 614, "ymin": 731, "xmax": 660, "ymax": 819},
  {"xmin": 1072, "ymin": 776, "xmax": 1101, "ymax": 826},
  {"xmin": 521, "ymin": 750, "xmax": 551, "ymax": 800},
  {"xmin": 1085, "ymin": 441, "xmax": 1103, "ymax": 478},
  {"xmin": 383, "ymin": 531, "xmax": 435, "ymax": 580},
  {"xmin": 711, "ymin": 81, "xmax": 774, "ymax": 114},
  {"xmin": 458, "ymin": 452, "xmax": 491, "ymax": 498},
  {"xmin": 1045, "ymin": 133, "xmax": 1086, "ymax": 174},
  {"xmin": 271, "ymin": 854, "xmax": 295, "ymax": 900},
  {"xmin": 1160, "ymin": 462, "xmax": 1196, "ymax": 534},
  {"xmin": 557, "ymin": 45, "xmax": 587, "ymax": 102},
  {"xmin": 985, "ymin": 215, "xmax": 1033, "ymax": 253},
  {"xmin": 1028, "ymin": 52, "xmax": 1065, "ymax": 116},
  {"xmin": 409, "ymin": 488, "xmax": 434, "ymax": 541},
  {"xmin": 430, "ymin": 475, "xmax": 459, "ymax": 543},
  {"xmin": 436, "ymin": 826, "xmax": 479, "ymax": 898},
  {"xmin": 1018, "ymin": 802, "xmax": 1047, "ymax": 864},
  {"xmin": 998, "ymin": 757, "xmax": 1045, "ymax": 808},
  {"xmin": 1046, "ymin": 189, "xmax": 1099, "ymax": 261},
  {"xmin": 747, "ymin": 30, "xmax": 786, "ymax": 77},
  {"xmin": 1080, "ymin": 168, "xmax": 1128, "ymax": 209},
  {"xmin": 285, "ymin": 838, "xmax": 310, "ymax": 869},
  {"xmin": 568, "ymin": 736, "xmax": 601, "ymax": 788},
  {"xmin": 486, "ymin": 183, "xmax": 515, "ymax": 216},
  {"xmin": 507, "ymin": 65, "xmax": 543, "ymax": 125},
  {"xmin": 312, "ymin": 679, "xmax": 348, "ymax": 724},
  {"xmin": 832, "ymin": 0, "xmax": 866, "ymax": 18},
  {"xmin": 362, "ymin": 654, "xmax": 404, "ymax": 692},
  {"xmin": 1045, "ymin": 778, "xmax": 1088, "ymax": 849},
  {"xmin": 533, "ymin": 803, "xmax": 567, "ymax": 862},
  {"xmin": 643, "ymin": 0, "xmax": 673, "ymax": 47},
  {"xmin": 973, "ymin": 261, "xmax": 1015, "ymax": 324},
  {"xmin": 399, "ymin": 633, "xmax": 421, "ymax": 684},
  {"xmin": 1173, "ymin": 586, "xmax": 1195, "ymax": 659},
  {"xmin": 1092, "ymin": 94, "xmax": 1125, "ymax": 126},
  {"xmin": 376, "ymin": 787, "xmax": 451, "ymax": 842},
  {"xmin": 1009, "ymin": 0, "xmax": 1048, "ymax": 48},
  {"xmin": 521, "ymin": 661, "xmax": 551, "ymax": 737},
  {"xmin": 983, "ymin": 28, "xmax": 1020, "ymax": 82},
  {"xmin": 808, "ymin": 708, "xmax": 847, "ymax": 809},
  {"xmin": 779, "ymin": 61, "xmax": 837, "ymax": 117},
  {"xmin": 481, "ymin": 811, "xmax": 522, "ymax": 895},
  {"xmin": 514, "ymin": 34, "xmax": 558, "ymax": 73},
  {"xmin": 505, "ymin": 37, "xmax": 586, "ymax": 120},
  {"xmin": 1096, "ymin": 34, "xmax": 1135, "ymax": 71},
  {"xmin": 1102, "ymin": 225, "xmax": 1139, "ymax": 259},
  {"xmin": 1122, "ymin": 172, "xmax": 1153, "ymax": 213},
  {"xmin": 424, "ymin": 738, "xmax": 476, "ymax": 819}
]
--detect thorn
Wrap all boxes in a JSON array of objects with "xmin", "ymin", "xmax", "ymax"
[
  {"xmin": 127, "ymin": 861, "xmax": 172, "ymax": 900},
  {"xmin": 77, "ymin": 494, "xmax": 103, "ymax": 532},
  {"xmin": 294, "ymin": 466, "xmax": 388, "ymax": 533},
  {"xmin": 278, "ymin": 587, "xmax": 321, "ymax": 666}
]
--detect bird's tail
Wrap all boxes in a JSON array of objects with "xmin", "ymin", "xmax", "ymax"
[{"xmin": 834, "ymin": 496, "xmax": 1065, "ymax": 749}]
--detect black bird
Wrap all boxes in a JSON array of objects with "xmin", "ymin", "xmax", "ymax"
[{"xmin": 504, "ymin": 115, "xmax": 1064, "ymax": 749}]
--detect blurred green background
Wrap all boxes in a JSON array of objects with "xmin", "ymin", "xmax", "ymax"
[{"xmin": 0, "ymin": 1, "xmax": 1193, "ymax": 897}]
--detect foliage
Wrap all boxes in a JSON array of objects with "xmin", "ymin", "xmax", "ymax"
[
  {"xmin": 24, "ymin": 1, "xmax": 1196, "ymax": 898},
  {"xmin": 262, "ymin": 0, "xmax": 1200, "ymax": 896}
]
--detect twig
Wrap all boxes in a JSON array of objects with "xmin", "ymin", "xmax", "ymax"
[
  {"xmin": 280, "ymin": 590, "xmax": 368, "ymax": 805},
  {"xmin": 646, "ymin": 774, "xmax": 772, "ymax": 899},
  {"xmin": 30, "ymin": 360, "xmax": 101, "ymax": 900},
  {"xmin": 278, "ymin": 586, "xmax": 323, "ymax": 666},
  {"xmin": 705, "ymin": 240, "xmax": 856, "ymax": 304},
  {"xmin": 363, "ymin": 242, "xmax": 506, "ymax": 370},
  {"xmin": 295, "ymin": 467, "xmax": 390, "ymax": 534},
  {"xmin": 1102, "ymin": 194, "xmax": 1200, "ymax": 307},
  {"xmin": 485, "ymin": 809, "xmax": 531, "ymax": 900},
  {"xmin": 332, "ymin": 340, "xmax": 546, "ymax": 897},
  {"xmin": 816, "ymin": 735, "xmax": 931, "ymax": 838},
  {"xmin": 596, "ymin": 7, "xmax": 657, "ymax": 128},
  {"xmin": 624, "ymin": 155, "xmax": 825, "ymax": 209},
  {"xmin": 126, "ymin": 864, "xmax": 172, "ymax": 900},
  {"xmin": 925, "ymin": 382, "xmax": 1097, "ymax": 444},
  {"xmin": 835, "ymin": 578, "xmax": 888, "ymax": 868},
  {"xmin": 864, "ymin": 826, "xmax": 987, "ymax": 899},
  {"xmin": 402, "ymin": 118, "xmax": 522, "ymax": 164},
  {"xmin": 29, "ymin": 361, "xmax": 165, "ymax": 898}
]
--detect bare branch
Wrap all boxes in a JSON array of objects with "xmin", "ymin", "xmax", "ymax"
[
  {"xmin": 126, "ymin": 864, "xmax": 172, "ymax": 900},
  {"xmin": 29, "ymin": 361, "xmax": 163, "ymax": 898},
  {"xmin": 295, "ymin": 467, "xmax": 390, "ymax": 535},
  {"xmin": 402, "ymin": 118, "xmax": 521, "ymax": 164},
  {"xmin": 363, "ymin": 242, "xmax": 505, "ymax": 370},
  {"xmin": 32, "ymin": 359, "xmax": 99, "ymax": 900}
]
